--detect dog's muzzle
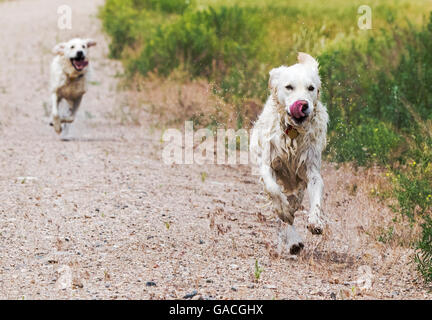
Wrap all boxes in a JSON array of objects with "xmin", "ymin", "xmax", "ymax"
[
  {"xmin": 288, "ymin": 100, "xmax": 310, "ymax": 124},
  {"xmin": 70, "ymin": 51, "xmax": 88, "ymax": 72}
]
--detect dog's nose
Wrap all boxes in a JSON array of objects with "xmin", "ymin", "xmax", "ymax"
[
  {"xmin": 76, "ymin": 51, "xmax": 84, "ymax": 58},
  {"xmin": 301, "ymin": 102, "xmax": 310, "ymax": 115}
]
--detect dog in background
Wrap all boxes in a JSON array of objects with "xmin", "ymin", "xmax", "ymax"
[
  {"xmin": 49, "ymin": 38, "xmax": 96, "ymax": 135},
  {"xmin": 250, "ymin": 52, "xmax": 329, "ymax": 254}
]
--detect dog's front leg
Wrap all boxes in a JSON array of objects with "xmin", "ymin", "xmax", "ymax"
[
  {"xmin": 256, "ymin": 139, "xmax": 294, "ymax": 224},
  {"xmin": 261, "ymin": 163, "xmax": 304, "ymax": 254},
  {"xmin": 306, "ymin": 168, "xmax": 325, "ymax": 234},
  {"xmin": 260, "ymin": 163, "xmax": 293, "ymax": 223},
  {"xmin": 50, "ymin": 93, "xmax": 62, "ymax": 134}
]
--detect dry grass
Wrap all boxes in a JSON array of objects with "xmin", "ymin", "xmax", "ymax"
[
  {"xmin": 123, "ymin": 73, "xmax": 231, "ymax": 128},
  {"xmin": 117, "ymin": 72, "xmax": 263, "ymax": 130}
]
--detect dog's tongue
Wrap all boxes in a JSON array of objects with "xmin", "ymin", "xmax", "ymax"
[
  {"xmin": 290, "ymin": 100, "xmax": 306, "ymax": 119},
  {"xmin": 74, "ymin": 60, "xmax": 88, "ymax": 69}
]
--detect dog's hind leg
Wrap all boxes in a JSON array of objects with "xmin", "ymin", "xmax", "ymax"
[
  {"xmin": 61, "ymin": 96, "xmax": 82, "ymax": 124},
  {"xmin": 277, "ymin": 221, "xmax": 304, "ymax": 255},
  {"xmin": 50, "ymin": 93, "xmax": 62, "ymax": 134}
]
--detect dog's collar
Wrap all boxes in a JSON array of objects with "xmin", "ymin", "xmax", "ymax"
[
  {"xmin": 285, "ymin": 125, "xmax": 299, "ymax": 139},
  {"xmin": 67, "ymin": 73, "xmax": 85, "ymax": 82}
]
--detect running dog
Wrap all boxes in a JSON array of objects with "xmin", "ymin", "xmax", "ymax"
[
  {"xmin": 49, "ymin": 38, "xmax": 96, "ymax": 135},
  {"xmin": 250, "ymin": 53, "xmax": 329, "ymax": 254}
]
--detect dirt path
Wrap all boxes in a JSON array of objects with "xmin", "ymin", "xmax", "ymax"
[{"xmin": 0, "ymin": 0, "xmax": 430, "ymax": 300}]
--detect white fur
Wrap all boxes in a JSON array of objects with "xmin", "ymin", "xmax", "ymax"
[
  {"xmin": 50, "ymin": 38, "xmax": 96, "ymax": 135},
  {"xmin": 250, "ymin": 52, "xmax": 329, "ymax": 254}
]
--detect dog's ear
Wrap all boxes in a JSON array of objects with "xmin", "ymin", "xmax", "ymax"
[
  {"xmin": 86, "ymin": 39, "xmax": 97, "ymax": 48},
  {"xmin": 53, "ymin": 43, "xmax": 66, "ymax": 55},
  {"xmin": 269, "ymin": 67, "xmax": 282, "ymax": 90},
  {"xmin": 297, "ymin": 52, "xmax": 319, "ymax": 72}
]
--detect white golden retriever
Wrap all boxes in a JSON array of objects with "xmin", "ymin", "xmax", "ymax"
[
  {"xmin": 250, "ymin": 53, "xmax": 329, "ymax": 254},
  {"xmin": 49, "ymin": 38, "xmax": 96, "ymax": 135}
]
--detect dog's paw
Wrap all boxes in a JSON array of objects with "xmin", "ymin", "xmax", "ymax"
[
  {"xmin": 307, "ymin": 224, "xmax": 323, "ymax": 235},
  {"xmin": 278, "ymin": 223, "xmax": 304, "ymax": 255},
  {"xmin": 307, "ymin": 217, "xmax": 324, "ymax": 235},
  {"xmin": 307, "ymin": 209, "xmax": 324, "ymax": 235},
  {"xmin": 60, "ymin": 123, "xmax": 71, "ymax": 141},
  {"xmin": 289, "ymin": 242, "xmax": 304, "ymax": 255},
  {"xmin": 51, "ymin": 115, "xmax": 62, "ymax": 134}
]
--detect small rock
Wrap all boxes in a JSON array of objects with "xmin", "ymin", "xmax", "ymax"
[
  {"xmin": 231, "ymin": 287, "xmax": 238, "ymax": 292},
  {"xmin": 264, "ymin": 284, "xmax": 277, "ymax": 290},
  {"xmin": 330, "ymin": 292, "xmax": 337, "ymax": 300},
  {"xmin": 183, "ymin": 290, "xmax": 198, "ymax": 299},
  {"xmin": 199, "ymin": 239, "xmax": 205, "ymax": 244},
  {"xmin": 146, "ymin": 281, "xmax": 157, "ymax": 287},
  {"xmin": 206, "ymin": 279, "xmax": 213, "ymax": 283},
  {"xmin": 229, "ymin": 264, "xmax": 239, "ymax": 270},
  {"xmin": 72, "ymin": 279, "xmax": 83, "ymax": 289}
]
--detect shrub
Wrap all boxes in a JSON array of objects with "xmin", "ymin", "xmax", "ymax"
[
  {"xmin": 130, "ymin": 6, "xmax": 264, "ymax": 78},
  {"xmin": 100, "ymin": 0, "xmax": 141, "ymax": 58},
  {"xmin": 326, "ymin": 119, "xmax": 401, "ymax": 166},
  {"xmin": 131, "ymin": 0, "xmax": 194, "ymax": 14}
]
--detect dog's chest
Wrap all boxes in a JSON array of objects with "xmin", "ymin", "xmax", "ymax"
[
  {"xmin": 57, "ymin": 76, "xmax": 87, "ymax": 100},
  {"xmin": 270, "ymin": 134, "xmax": 308, "ymax": 192}
]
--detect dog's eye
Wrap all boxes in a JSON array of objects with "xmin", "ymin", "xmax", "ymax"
[
  {"xmin": 308, "ymin": 85, "xmax": 315, "ymax": 91},
  {"xmin": 71, "ymin": 45, "xmax": 75, "ymax": 49},
  {"xmin": 285, "ymin": 85, "xmax": 293, "ymax": 90},
  {"xmin": 82, "ymin": 45, "xmax": 86, "ymax": 48}
]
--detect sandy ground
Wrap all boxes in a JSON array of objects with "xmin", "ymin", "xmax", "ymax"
[{"xmin": 0, "ymin": 0, "xmax": 431, "ymax": 300}]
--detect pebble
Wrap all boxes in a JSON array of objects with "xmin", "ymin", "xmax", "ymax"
[
  {"xmin": 183, "ymin": 290, "xmax": 198, "ymax": 299},
  {"xmin": 264, "ymin": 284, "xmax": 277, "ymax": 289},
  {"xmin": 146, "ymin": 281, "xmax": 157, "ymax": 287}
]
